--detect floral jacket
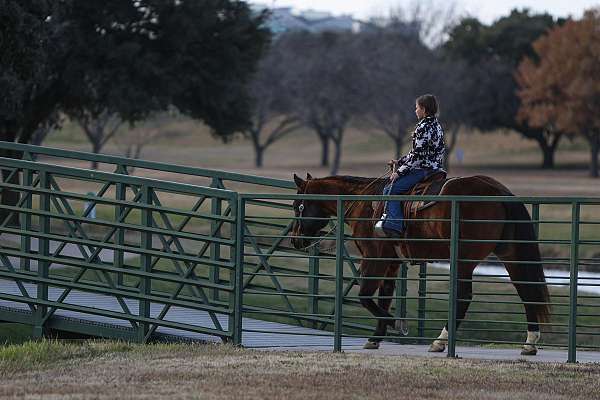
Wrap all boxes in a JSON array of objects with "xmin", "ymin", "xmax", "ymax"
[{"xmin": 397, "ymin": 115, "xmax": 445, "ymax": 175}]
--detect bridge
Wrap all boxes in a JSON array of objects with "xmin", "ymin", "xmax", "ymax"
[{"xmin": 1, "ymin": 141, "xmax": 599, "ymax": 363}]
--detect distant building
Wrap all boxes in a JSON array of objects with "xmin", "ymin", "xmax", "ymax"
[{"xmin": 251, "ymin": 4, "xmax": 357, "ymax": 34}]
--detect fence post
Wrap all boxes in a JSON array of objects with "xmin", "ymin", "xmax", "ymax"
[
  {"xmin": 33, "ymin": 170, "xmax": 50, "ymax": 338},
  {"xmin": 232, "ymin": 195, "xmax": 244, "ymax": 346},
  {"xmin": 394, "ymin": 263, "xmax": 408, "ymax": 336},
  {"xmin": 334, "ymin": 199, "xmax": 344, "ymax": 352},
  {"xmin": 418, "ymin": 262, "xmax": 427, "ymax": 343},
  {"xmin": 138, "ymin": 184, "xmax": 152, "ymax": 343},
  {"xmin": 114, "ymin": 165, "xmax": 127, "ymax": 288},
  {"xmin": 568, "ymin": 201, "xmax": 580, "ymax": 363},
  {"xmin": 20, "ymin": 167, "xmax": 33, "ymax": 271},
  {"xmin": 308, "ymin": 243, "xmax": 320, "ymax": 328},
  {"xmin": 531, "ymin": 203, "xmax": 540, "ymax": 239},
  {"xmin": 210, "ymin": 178, "xmax": 224, "ymax": 303},
  {"xmin": 447, "ymin": 200, "xmax": 460, "ymax": 358}
]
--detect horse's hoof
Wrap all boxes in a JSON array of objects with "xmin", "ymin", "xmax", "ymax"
[
  {"xmin": 363, "ymin": 341, "xmax": 380, "ymax": 350},
  {"xmin": 395, "ymin": 320, "xmax": 409, "ymax": 336},
  {"xmin": 428, "ymin": 341, "xmax": 446, "ymax": 353},
  {"xmin": 520, "ymin": 346, "xmax": 537, "ymax": 356}
]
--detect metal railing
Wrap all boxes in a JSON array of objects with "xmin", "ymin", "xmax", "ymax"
[
  {"xmin": 0, "ymin": 141, "xmax": 296, "ymax": 304},
  {"xmin": 1, "ymin": 142, "xmax": 599, "ymax": 363},
  {"xmin": 237, "ymin": 193, "xmax": 600, "ymax": 363},
  {"xmin": 0, "ymin": 156, "xmax": 239, "ymax": 342}
]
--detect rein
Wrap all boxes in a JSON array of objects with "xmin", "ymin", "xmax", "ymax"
[{"xmin": 295, "ymin": 169, "xmax": 392, "ymax": 252}]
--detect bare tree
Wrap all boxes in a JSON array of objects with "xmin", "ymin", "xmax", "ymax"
[
  {"xmin": 355, "ymin": 26, "xmax": 434, "ymax": 159},
  {"xmin": 114, "ymin": 112, "xmax": 175, "ymax": 172},
  {"xmin": 30, "ymin": 112, "xmax": 61, "ymax": 147},
  {"xmin": 246, "ymin": 41, "xmax": 302, "ymax": 167},
  {"xmin": 381, "ymin": 0, "xmax": 460, "ymax": 48},
  {"xmin": 75, "ymin": 110, "xmax": 123, "ymax": 169},
  {"xmin": 287, "ymin": 31, "xmax": 362, "ymax": 174}
]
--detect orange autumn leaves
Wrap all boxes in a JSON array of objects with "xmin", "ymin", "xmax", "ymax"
[{"xmin": 516, "ymin": 9, "xmax": 600, "ymax": 137}]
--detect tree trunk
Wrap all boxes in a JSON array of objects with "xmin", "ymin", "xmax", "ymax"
[
  {"xmin": 537, "ymin": 135, "xmax": 561, "ymax": 169},
  {"xmin": 329, "ymin": 127, "xmax": 345, "ymax": 175},
  {"xmin": 444, "ymin": 125, "xmax": 461, "ymax": 173},
  {"xmin": 394, "ymin": 139, "xmax": 402, "ymax": 160},
  {"xmin": 330, "ymin": 139, "xmax": 342, "ymax": 175},
  {"xmin": 255, "ymin": 144, "xmax": 265, "ymax": 168},
  {"xmin": 541, "ymin": 144, "xmax": 556, "ymax": 169},
  {"xmin": 91, "ymin": 140, "xmax": 101, "ymax": 170},
  {"xmin": 590, "ymin": 134, "xmax": 599, "ymax": 178},
  {"xmin": 319, "ymin": 135, "xmax": 330, "ymax": 167}
]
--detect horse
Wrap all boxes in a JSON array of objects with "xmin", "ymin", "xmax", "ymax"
[{"xmin": 290, "ymin": 173, "xmax": 550, "ymax": 356}]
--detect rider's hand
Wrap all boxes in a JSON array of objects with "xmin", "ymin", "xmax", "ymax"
[{"xmin": 390, "ymin": 172, "xmax": 399, "ymax": 182}]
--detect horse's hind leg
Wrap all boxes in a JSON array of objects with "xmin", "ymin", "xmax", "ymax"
[
  {"xmin": 499, "ymin": 250, "xmax": 549, "ymax": 356},
  {"xmin": 429, "ymin": 263, "xmax": 477, "ymax": 353}
]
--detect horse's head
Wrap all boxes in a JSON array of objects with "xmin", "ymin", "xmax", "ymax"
[{"xmin": 290, "ymin": 173, "xmax": 332, "ymax": 249}]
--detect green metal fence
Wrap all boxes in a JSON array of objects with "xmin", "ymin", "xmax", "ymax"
[
  {"xmin": 0, "ymin": 156, "xmax": 239, "ymax": 342},
  {"xmin": 237, "ymin": 193, "xmax": 600, "ymax": 363},
  {"xmin": 1, "ymin": 142, "xmax": 600, "ymax": 363}
]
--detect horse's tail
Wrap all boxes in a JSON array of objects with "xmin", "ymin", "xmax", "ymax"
[{"xmin": 502, "ymin": 201, "xmax": 551, "ymax": 325}]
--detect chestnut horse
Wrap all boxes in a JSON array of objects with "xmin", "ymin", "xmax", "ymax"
[{"xmin": 290, "ymin": 173, "xmax": 550, "ymax": 356}]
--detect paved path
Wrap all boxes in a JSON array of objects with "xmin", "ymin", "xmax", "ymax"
[{"xmin": 267, "ymin": 343, "xmax": 600, "ymax": 364}]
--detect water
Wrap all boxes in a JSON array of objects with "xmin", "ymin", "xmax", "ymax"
[{"xmin": 432, "ymin": 262, "xmax": 600, "ymax": 295}]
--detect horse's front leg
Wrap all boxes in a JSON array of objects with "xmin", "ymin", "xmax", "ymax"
[{"xmin": 359, "ymin": 262, "xmax": 396, "ymax": 350}]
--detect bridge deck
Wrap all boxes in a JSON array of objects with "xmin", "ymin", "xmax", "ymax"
[{"xmin": 1, "ymin": 279, "xmax": 599, "ymax": 363}]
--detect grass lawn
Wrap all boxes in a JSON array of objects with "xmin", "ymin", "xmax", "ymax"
[{"xmin": 0, "ymin": 340, "xmax": 600, "ymax": 400}]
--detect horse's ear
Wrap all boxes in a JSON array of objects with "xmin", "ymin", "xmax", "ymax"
[
  {"xmin": 306, "ymin": 173, "xmax": 313, "ymax": 180},
  {"xmin": 293, "ymin": 173, "xmax": 305, "ymax": 188}
]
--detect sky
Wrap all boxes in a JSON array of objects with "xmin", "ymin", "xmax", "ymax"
[{"xmin": 254, "ymin": 0, "xmax": 599, "ymax": 24}]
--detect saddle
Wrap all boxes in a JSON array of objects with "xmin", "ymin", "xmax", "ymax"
[
  {"xmin": 373, "ymin": 170, "xmax": 456, "ymax": 231},
  {"xmin": 403, "ymin": 170, "xmax": 449, "ymax": 219}
]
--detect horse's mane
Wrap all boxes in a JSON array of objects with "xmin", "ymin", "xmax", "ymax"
[{"xmin": 314, "ymin": 175, "xmax": 388, "ymax": 195}]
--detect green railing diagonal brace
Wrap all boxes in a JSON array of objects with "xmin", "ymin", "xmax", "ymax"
[
  {"xmin": 143, "ymin": 191, "xmax": 225, "ymax": 337},
  {"xmin": 241, "ymin": 221, "xmax": 294, "ymax": 290},
  {"xmin": 144, "ymin": 205, "xmax": 234, "ymax": 340},
  {"xmin": 318, "ymin": 244, "xmax": 360, "ymax": 330},
  {"xmin": 43, "ymin": 178, "xmax": 136, "ymax": 319},
  {"xmin": 242, "ymin": 224, "xmax": 302, "ymax": 325},
  {"xmin": 0, "ymin": 169, "xmax": 40, "ymax": 228},
  {"xmin": 0, "ymin": 253, "xmax": 36, "ymax": 311},
  {"xmin": 41, "ymin": 186, "xmax": 146, "ymax": 327}
]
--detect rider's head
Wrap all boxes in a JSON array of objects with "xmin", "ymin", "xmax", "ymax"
[{"xmin": 415, "ymin": 94, "xmax": 439, "ymax": 119}]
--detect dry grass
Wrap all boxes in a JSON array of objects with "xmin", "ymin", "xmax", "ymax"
[
  {"xmin": 1, "ymin": 341, "xmax": 599, "ymax": 400},
  {"xmin": 47, "ymin": 118, "xmax": 600, "ymax": 197}
]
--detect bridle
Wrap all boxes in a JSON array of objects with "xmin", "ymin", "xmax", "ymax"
[{"xmin": 294, "ymin": 169, "xmax": 392, "ymax": 252}]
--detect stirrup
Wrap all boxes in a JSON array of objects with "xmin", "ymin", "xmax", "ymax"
[{"xmin": 374, "ymin": 213, "xmax": 387, "ymax": 236}]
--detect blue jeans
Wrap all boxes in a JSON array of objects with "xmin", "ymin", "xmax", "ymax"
[{"xmin": 383, "ymin": 169, "xmax": 429, "ymax": 232}]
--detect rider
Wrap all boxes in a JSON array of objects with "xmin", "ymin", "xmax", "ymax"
[{"xmin": 377, "ymin": 94, "xmax": 446, "ymax": 237}]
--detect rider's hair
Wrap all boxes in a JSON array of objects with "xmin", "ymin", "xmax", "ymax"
[{"xmin": 416, "ymin": 94, "xmax": 439, "ymax": 117}]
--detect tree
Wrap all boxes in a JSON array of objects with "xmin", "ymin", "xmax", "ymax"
[
  {"xmin": 355, "ymin": 26, "xmax": 432, "ymax": 159},
  {"xmin": 0, "ymin": 0, "xmax": 62, "ymax": 150},
  {"xmin": 76, "ymin": 111, "xmax": 123, "ymax": 170},
  {"xmin": 517, "ymin": 10, "xmax": 600, "ymax": 177},
  {"xmin": 288, "ymin": 32, "xmax": 362, "ymax": 175},
  {"xmin": 114, "ymin": 111, "xmax": 176, "ymax": 172},
  {"xmin": 1, "ymin": 0, "xmax": 270, "ymax": 145},
  {"xmin": 0, "ymin": 0, "xmax": 270, "ymax": 222},
  {"xmin": 246, "ymin": 39, "xmax": 301, "ymax": 167},
  {"xmin": 443, "ymin": 9, "xmax": 566, "ymax": 168}
]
